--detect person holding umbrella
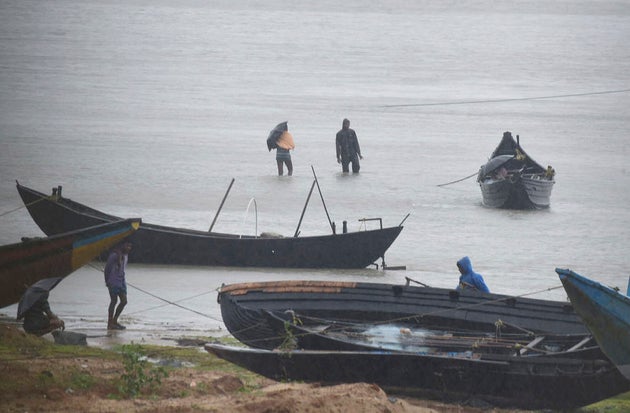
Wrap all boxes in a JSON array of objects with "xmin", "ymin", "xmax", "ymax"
[
  {"xmin": 104, "ymin": 241, "xmax": 132, "ymax": 330},
  {"xmin": 18, "ymin": 277, "xmax": 65, "ymax": 336},
  {"xmin": 267, "ymin": 121, "xmax": 295, "ymax": 176}
]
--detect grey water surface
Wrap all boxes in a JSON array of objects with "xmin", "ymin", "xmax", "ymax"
[{"xmin": 1, "ymin": 0, "xmax": 629, "ymax": 341}]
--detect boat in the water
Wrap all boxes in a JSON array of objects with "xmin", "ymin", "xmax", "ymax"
[
  {"xmin": 217, "ymin": 279, "xmax": 588, "ymax": 350},
  {"xmin": 477, "ymin": 131, "xmax": 555, "ymax": 209},
  {"xmin": 0, "ymin": 218, "xmax": 140, "ymax": 308},
  {"xmin": 558, "ymin": 268, "xmax": 630, "ymax": 380},
  {"xmin": 15, "ymin": 181, "xmax": 404, "ymax": 269},
  {"xmin": 205, "ymin": 342, "xmax": 629, "ymax": 410}
]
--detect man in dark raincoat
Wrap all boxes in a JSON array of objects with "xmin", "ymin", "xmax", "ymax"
[
  {"xmin": 455, "ymin": 256, "xmax": 490, "ymax": 293},
  {"xmin": 335, "ymin": 118, "xmax": 363, "ymax": 173}
]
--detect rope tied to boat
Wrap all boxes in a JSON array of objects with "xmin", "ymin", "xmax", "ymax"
[
  {"xmin": 436, "ymin": 172, "xmax": 478, "ymax": 187},
  {"xmin": 0, "ymin": 195, "xmax": 48, "ymax": 219},
  {"xmin": 87, "ymin": 263, "xmax": 224, "ymax": 323}
]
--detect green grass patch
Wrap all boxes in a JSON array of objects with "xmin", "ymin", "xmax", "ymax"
[{"xmin": 579, "ymin": 391, "xmax": 630, "ymax": 413}]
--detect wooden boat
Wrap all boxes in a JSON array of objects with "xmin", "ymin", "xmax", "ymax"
[
  {"xmin": 15, "ymin": 181, "xmax": 403, "ymax": 269},
  {"xmin": 477, "ymin": 131, "xmax": 555, "ymax": 209},
  {"xmin": 205, "ymin": 343, "xmax": 630, "ymax": 410},
  {"xmin": 558, "ymin": 268, "xmax": 630, "ymax": 380},
  {"xmin": 263, "ymin": 310, "xmax": 602, "ymax": 359},
  {"xmin": 217, "ymin": 279, "xmax": 588, "ymax": 350},
  {"xmin": 0, "ymin": 218, "xmax": 140, "ymax": 308}
]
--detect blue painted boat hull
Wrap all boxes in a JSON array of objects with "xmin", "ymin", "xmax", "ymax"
[{"xmin": 557, "ymin": 268, "xmax": 630, "ymax": 380}]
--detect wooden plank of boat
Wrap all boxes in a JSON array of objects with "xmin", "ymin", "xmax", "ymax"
[
  {"xmin": 558, "ymin": 268, "xmax": 630, "ymax": 380},
  {"xmin": 218, "ymin": 279, "xmax": 588, "ymax": 350},
  {"xmin": 0, "ymin": 218, "xmax": 140, "ymax": 308},
  {"xmin": 15, "ymin": 182, "xmax": 403, "ymax": 269},
  {"xmin": 204, "ymin": 343, "xmax": 629, "ymax": 410}
]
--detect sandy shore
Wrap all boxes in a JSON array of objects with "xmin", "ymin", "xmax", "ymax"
[{"xmin": 2, "ymin": 320, "xmax": 502, "ymax": 413}]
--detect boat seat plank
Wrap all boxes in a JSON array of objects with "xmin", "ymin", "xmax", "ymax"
[{"xmin": 519, "ymin": 335, "xmax": 545, "ymax": 355}]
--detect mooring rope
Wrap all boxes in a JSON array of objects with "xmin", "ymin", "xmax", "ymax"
[
  {"xmin": 0, "ymin": 196, "xmax": 46, "ymax": 219},
  {"xmin": 87, "ymin": 263, "xmax": 223, "ymax": 323},
  {"xmin": 437, "ymin": 171, "xmax": 479, "ymax": 187},
  {"xmin": 382, "ymin": 88, "xmax": 630, "ymax": 108}
]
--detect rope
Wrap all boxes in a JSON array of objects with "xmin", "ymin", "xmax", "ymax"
[
  {"xmin": 382, "ymin": 88, "xmax": 630, "ymax": 108},
  {"xmin": 125, "ymin": 289, "xmax": 218, "ymax": 316},
  {"xmin": 87, "ymin": 263, "xmax": 223, "ymax": 323},
  {"xmin": 0, "ymin": 196, "xmax": 46, "ymax": 219},
  {"xmin": 437, "ymin": 172, "xmax": 478, "ymax": 187},
  {"xmin": 126, "ymin": 282, "xmax": 223, "ymax": 322}
]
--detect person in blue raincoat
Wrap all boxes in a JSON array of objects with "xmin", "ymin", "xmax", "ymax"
[{"xmin": 455, "ymin": 256, "xmax": 490, "ymax": 293}]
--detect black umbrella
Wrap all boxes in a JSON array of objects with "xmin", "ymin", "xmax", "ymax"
[
  {"xmin": 267, "ymin": 121, "xmax": 288, "ymax": 151},
  {"xmin": 480, "ymin": 154, "xmax": 513, "ymax": 176},
  {"xmin": 17, "ymin": 277, "xmax": 63, "ymax": 320}
]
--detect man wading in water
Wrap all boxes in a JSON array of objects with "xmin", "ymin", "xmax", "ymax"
[{"xmin": 335, "ymin": 118, "xmax": 363, "ymax": 173}]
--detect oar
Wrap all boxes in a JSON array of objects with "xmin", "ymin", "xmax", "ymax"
[{"xmin": 209, "ymin": 178, "xmax": 235, "ymax": 232}]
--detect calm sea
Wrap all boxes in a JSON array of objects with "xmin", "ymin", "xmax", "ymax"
[{"xmin": 1, "ymin": 0, "xmax": 629, "ymax": 341}]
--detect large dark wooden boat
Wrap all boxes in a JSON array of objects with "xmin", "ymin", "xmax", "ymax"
[
  {"xmin": 205, "ymin": 343, "xmax": 630, "ymax": 410},
  {"xmin": 263, "ymin": 310, "xmax": 602, "ymax": 358},
  {"xmin": 477, "ymin": 131, "xmax": 555, "ymax": 209},
  {"xmin": 217, "ymin": 279, "xmax": 588, "ymax": 350},
  {"xmin": 16, "ymin": 182, "xmax": 403, "ymax": 269},
  {"xmin": 0, "ymin": 218, "xmax": 140, "ymax": 308},
  {"xmin": 558, "ymin": 268, "xmax": 630, "ymax": 380}
]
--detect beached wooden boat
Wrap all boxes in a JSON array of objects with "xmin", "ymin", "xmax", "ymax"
[
  {"xmin": 16, "ymin": 182, "xmax": 403, "ymax": 269},
  {"xmin": 477, "ymin": 131, "xmax": 555, "ymax": 209},
  {"xmin": 0, "ymin": 219, "xmax": 140, "ymax": 308},
  {"xmin": 558, "ymin": 268, "xmax": 630, "ymax": 380},
  {"xmin": 217, "ymin": 279, "xmax": 588, "ymax": 350},
  {"xmin": 263, "ymin": 310, "xmax": 602, "ymax": 358},
  {"xmin": 205, "ymin": 343, "xmax": 629, "ymax": 410}
]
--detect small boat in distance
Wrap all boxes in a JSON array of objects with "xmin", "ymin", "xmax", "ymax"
[
  {"xmin": 15, "ymin": 181, "xmax": 404, "ymax": 269},
  {"xmin": 558, "ymin": 268, "xmax": 630, "ymax": 380},
  {"xmin": 477, "ymin": 131, "xmax": 555, "ymax": 209},
  {"xmin": 205, "ymin": 342, "xmax": 629, "ymax": 410},
  {"xmin": 0, "ymin": 218, "xmax": 140, "ymax": 308}
]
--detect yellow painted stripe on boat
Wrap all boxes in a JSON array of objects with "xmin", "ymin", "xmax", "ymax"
[{"xmin": 70, "ymin": 224, "xmax": 138, "ymax": 270}]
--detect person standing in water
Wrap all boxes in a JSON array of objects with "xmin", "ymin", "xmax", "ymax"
[
  {"xmin": 104, "ymin": 241, "xmax": 132, "ymax": 330},
  {"xmin": 335, "ymin": 118, "xmax": 363, "ymax": 173},
  {"xmin": 275, "ymin": 130, "xmax": 294, "ymax": 176}
]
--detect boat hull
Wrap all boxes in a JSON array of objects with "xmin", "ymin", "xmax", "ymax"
[
  {"xmin": 0, "ymin": 219, "xmax": 140, "ymax": 308},
  {"xmin": 205, "ymin": 343, "xmax": 630, "ymax": 410},
  {"xmin": 558, "ymin": 268, "xmax": 630, "ymax": 380},
  {"xmin": 16, "ymin": 183, "xmax": 403, "ymax": 268},
  {"xmin": 479, "ymin": 175, "xmax": 554, "ymax": 209},
  {"xmin": 218, "ymin": 280, "xmax": 588, "ymax": 350}
]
